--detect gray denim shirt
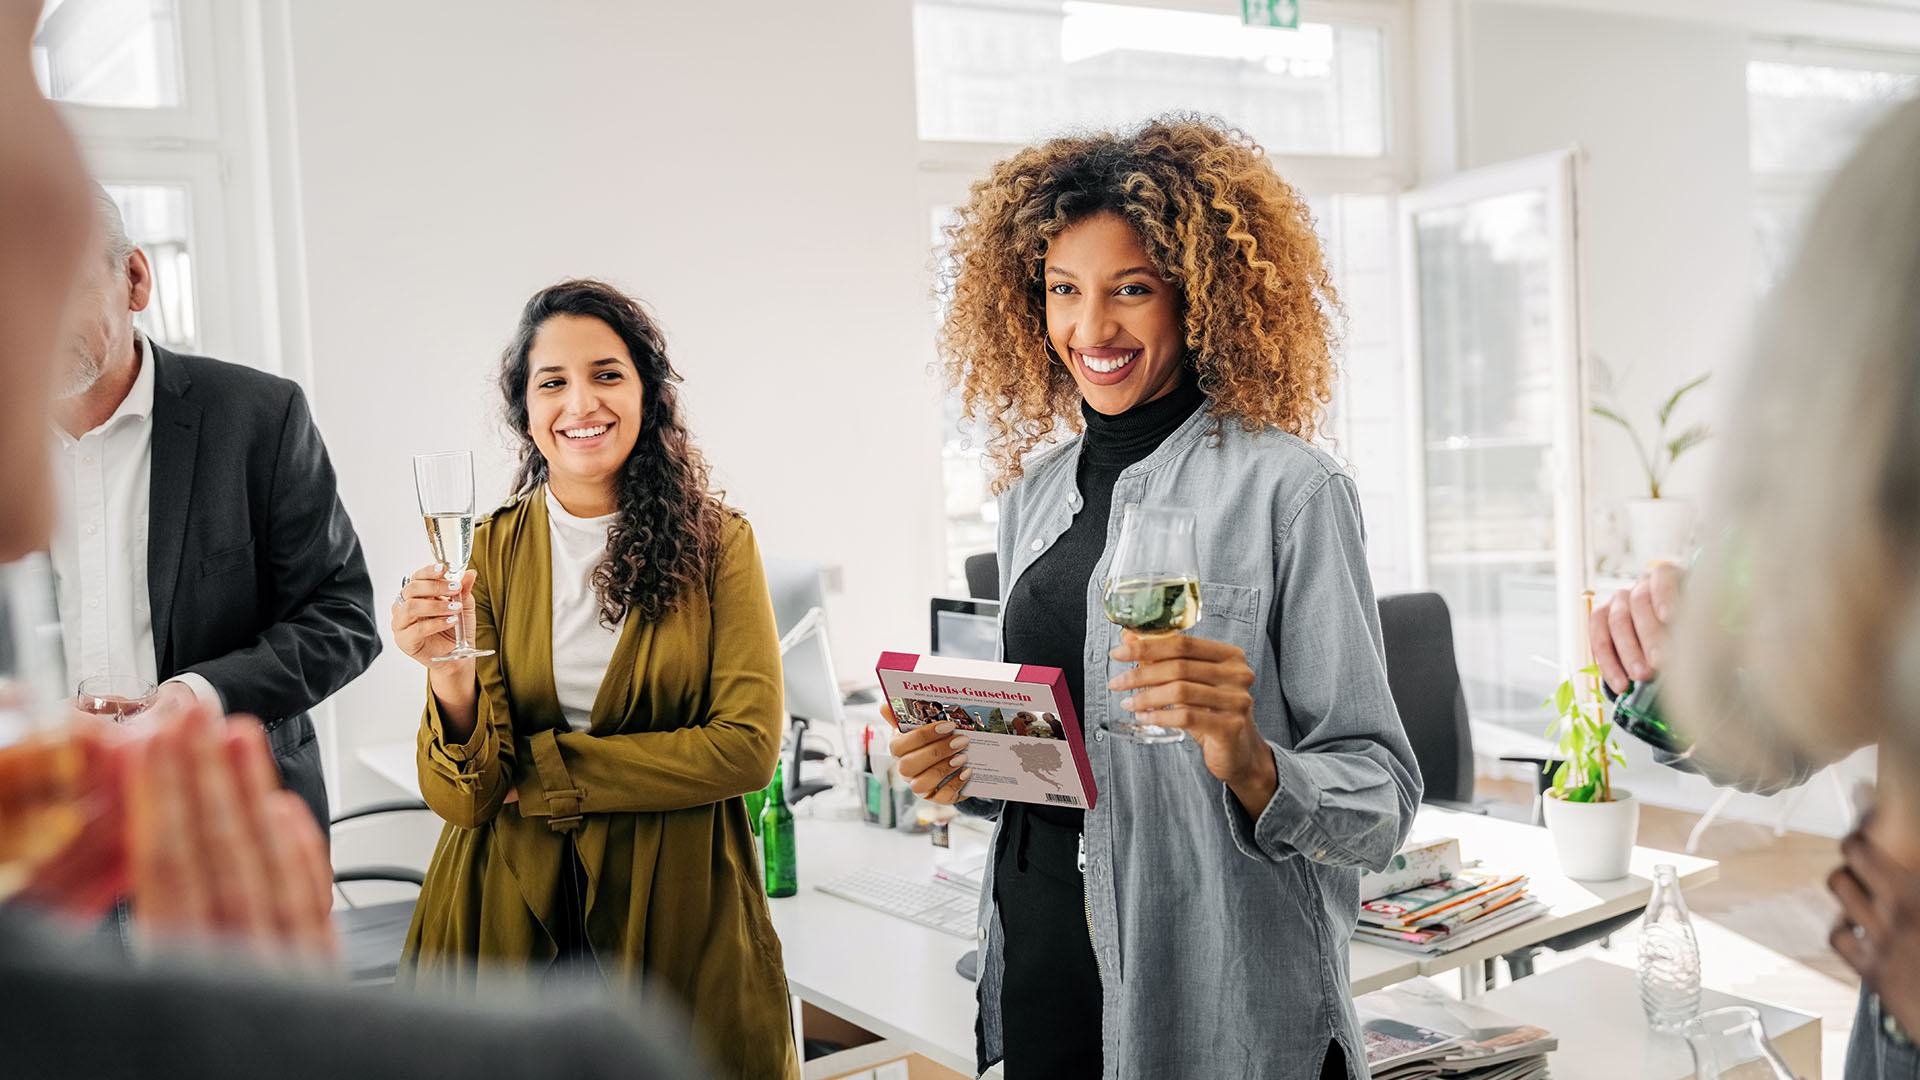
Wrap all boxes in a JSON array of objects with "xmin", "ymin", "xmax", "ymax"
[{"xmin": 966, "ymin": 399, "xmax": 1423, "ymax": 1079}]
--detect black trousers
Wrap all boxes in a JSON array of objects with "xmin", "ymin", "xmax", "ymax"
[
  {"xmin": 544, "ymin": 836, "xmax": 600, "ymax": 985},
  {"xmin": 996, "ymin": 806, "xmax": 1103, "ymax": 1080}
]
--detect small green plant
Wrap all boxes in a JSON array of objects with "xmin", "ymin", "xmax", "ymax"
[
  {"xmin": 1592, "ymin": 370, "xmax": 1712, "ymax": 499},
  {"xmin": 1542, "ymin": 663, "xmax": 1625, "ymax": 803}
]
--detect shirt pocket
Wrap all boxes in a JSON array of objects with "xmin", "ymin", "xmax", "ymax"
[
  {"xmin": 200, "ymin": 539, "xmax": 256, "ymax": 579},
  {"xmin": 1191, "ymin": 580, "xmax": 1262, "ymax": 658}
]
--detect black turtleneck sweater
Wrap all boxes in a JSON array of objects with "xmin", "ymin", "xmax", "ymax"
[{"xmin": 1001, "ymin": 376, "xmax": 1205, "ymax": 826}]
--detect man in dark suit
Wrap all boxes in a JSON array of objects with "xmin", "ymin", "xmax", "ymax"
[{"xmin": 48, "ymin": 183, "xmax": 376, "ymax": 836}]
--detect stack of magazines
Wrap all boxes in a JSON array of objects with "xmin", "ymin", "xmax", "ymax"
[
  {"xmin": 1355, "ymin": 871, "xmax": 1546, "ymax": 956},
  {"xmin": 1357, "ymin": 978, "xmax": 1556, "ymax": 1080}
]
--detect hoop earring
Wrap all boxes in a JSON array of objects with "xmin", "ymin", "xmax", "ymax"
[{"xmin": 1044, "ymin": 340, "xmax": 1066, "ymax": 366}]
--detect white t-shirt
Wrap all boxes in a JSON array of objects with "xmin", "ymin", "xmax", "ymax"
[{"xmin": 546, "ymin": 488, "xmax": 623, "ymax": 733}]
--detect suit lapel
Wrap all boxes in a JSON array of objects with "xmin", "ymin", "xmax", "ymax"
[{"xmin": 147, "ymin": 347, "xmax": 201, "ymax": 671}]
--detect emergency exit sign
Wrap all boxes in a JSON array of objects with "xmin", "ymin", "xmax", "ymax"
[{"xmin": 1242, "ymin": 0, "xmax": 1299, "ymax": 29}]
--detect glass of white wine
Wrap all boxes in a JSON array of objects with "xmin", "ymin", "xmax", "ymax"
[
  {"xmin": 1101, "ymin": 503, "xmax": 1201, "ymax": 744},
  {"xmin": 0, "ymin": 554, "xmax": 86, "ymax": 904},
  {"xmin": 413, "ymin": 450, "xmax": 494, "ymax": 662}
]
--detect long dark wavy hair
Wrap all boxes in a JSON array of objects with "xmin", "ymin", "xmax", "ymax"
[{"xmin": 500, "ymin": 279, "xmax": 728, "ymax": 629}]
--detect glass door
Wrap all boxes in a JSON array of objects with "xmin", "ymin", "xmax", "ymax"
[{"xmin": 1399, "ymin": 151, "xmax": 1587, "ymax": 730}]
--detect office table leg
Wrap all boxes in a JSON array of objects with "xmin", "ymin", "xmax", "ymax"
[
  {"xmin": 791, "ymin": 993, "xmax": 805, "ymax": 1063},
  {"xmin": 1459, "ymin": 959, "xmax": 1491, "ymax": 1000},
  {"xmin": 1687, "ymin": 788, "xmax": 1739, "ymax": 854}
]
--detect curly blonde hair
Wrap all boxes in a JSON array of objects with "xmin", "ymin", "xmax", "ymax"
[{"xmin": 940, "ymin": 115, "xmax": 1340, "ymax": 490}]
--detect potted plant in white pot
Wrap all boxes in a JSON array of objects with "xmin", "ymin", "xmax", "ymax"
[
  {"xmin": 1593, "ymin": 371, "xmax": 1712, "ymax": 566},
  {"xmin": 1540, "ymin": 662, "xmax": 1638, "ymax": 880}
]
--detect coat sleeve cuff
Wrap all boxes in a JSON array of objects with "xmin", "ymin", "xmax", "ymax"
[{"xmin": 421, "ymin": 686, "xmax": 491, "ymax": 767}]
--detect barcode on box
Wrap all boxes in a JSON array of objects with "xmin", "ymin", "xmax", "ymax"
[{"xmin": 1043, "ymin": 793, "xmax": 1078, "ymax": 805}]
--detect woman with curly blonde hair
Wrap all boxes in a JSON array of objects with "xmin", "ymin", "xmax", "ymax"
[{"xmin": 887, "ymin": 117, "xmax": 1421, "ymax": 1079}]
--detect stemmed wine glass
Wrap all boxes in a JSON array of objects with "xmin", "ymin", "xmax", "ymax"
[
  {"xmin": 1101, "ymin": 503, "xmax": 1202, "ymax": 744},
  {"xmin": 413, "ymin": 451, "xmax": 493, "ymax": 662}
]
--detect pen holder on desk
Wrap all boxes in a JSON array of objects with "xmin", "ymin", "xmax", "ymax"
[
  {"xmin": 861, "ymin": 769, "xmax": 895, "ymax": 828},
  {"xmin": 894, "ymin": 784, "xmax": 927, "ymax": 834}
]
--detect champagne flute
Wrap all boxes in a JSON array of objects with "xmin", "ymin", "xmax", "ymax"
[
  {"xmin": 413, "ymin": 450, "xmax": 493, "ymax": 662},
  {"xmin": 1101, "ymin": 503, "xmax": 1202, "ymax": 744},
  {"xmin": 0, "ymin": 554, "xmax": 85, "ymax": 903}
]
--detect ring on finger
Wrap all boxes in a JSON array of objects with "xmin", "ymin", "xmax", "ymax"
[{"xmin": 393, "ymin": 574, "xmax": 412, "ymax": 607}]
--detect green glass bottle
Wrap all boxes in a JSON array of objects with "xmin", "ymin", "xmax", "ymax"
[
  {"xmin": 744, "ymin": 780, "xmax": 767, "ymax": 837},
  {"xmin": 760, "ymin": 760, "xmax": 798, "ymax": 898},
  {"xmin": 1611, "ymin": 678, "xmax": 1691, "ymax": 756}
]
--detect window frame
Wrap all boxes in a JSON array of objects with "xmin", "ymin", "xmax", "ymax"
[
  {"xmin": 915, "ymin": 0, "xmax": 1418, "ymax": 589},
  {"xmin": 1746, "ymin": 37, "xmax": 1920, "ymax": 293},
  {"xmin": 38, "ymin": 0, "xmax": 224, "ymax": 141},
  {"xmin": 46, "ymin": 0, "xmax": 277, "ymax": 371}
]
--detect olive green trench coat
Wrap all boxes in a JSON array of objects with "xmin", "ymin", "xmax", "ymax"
[{"xmin": 401, "ymin": 491, "xmax": 797, "ymax": 1079}]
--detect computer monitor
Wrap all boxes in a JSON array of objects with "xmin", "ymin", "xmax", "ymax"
[
  {"xmin": 929, "ymin": 597, "xmax": 1000, "ymax": 661},
  {"xmin": 762, "ymin": 557, "xmax": 842, "ymax": 728}
]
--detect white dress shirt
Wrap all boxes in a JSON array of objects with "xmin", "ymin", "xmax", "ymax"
[
  {"xmin": 546, "ymin": 488, "xmax": 623, "ymax": 733},
  {"xmin": 49, "ymin": 334, "xmax": 220, "ymax": 709}
]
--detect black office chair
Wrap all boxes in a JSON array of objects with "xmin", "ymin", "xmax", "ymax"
[
  {"xmin": 1376, "ymin": 591, "xmax": 1481, "ymax": 813},
  {"xmin": 1374, "ymin": 591, "xmax": 1642, "ymax": 981},
  {"xmin": 330, "ymin": 799, "xmax": 430, "ymax": 988},
  {"xmin": 963, "ymin": 552, "xmax": 998, "ymax": 601}
]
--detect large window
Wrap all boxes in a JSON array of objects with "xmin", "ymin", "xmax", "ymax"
[
  {"xmin": 915, "ymin": 0, "xmax": 1413, "ymax": 593},
  {"xmin": 33, "ymin": 0, "xmax": 262, "ymax": 362},
  {"xmin": 1748, "ymin": 44, "xmax": 1920, "ymax": 293},
  {"xmin": 33, "ymin": 0, "xmax": 184, "ymax": 109},
  {"xmin": 915, "ymin": 0, "xmax": 1388, "ymax": 157}
]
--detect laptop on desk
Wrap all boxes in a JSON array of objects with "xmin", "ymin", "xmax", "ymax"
[{"xmin": 929, "ymin": 596, "xmax": 1000, "ymax": 661}]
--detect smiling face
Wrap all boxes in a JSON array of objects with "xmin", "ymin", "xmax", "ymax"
[
  {"xmin": 1042, "ymin": 210, "xmax": 1187, "ymax": 416},
  {"xmin": 524, "ymin": 313, "xmax": 644, "ymax": 500}
]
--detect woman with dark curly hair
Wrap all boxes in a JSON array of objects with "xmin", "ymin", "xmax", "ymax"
[
  {"xmin": 887, "ymin": 117, "xmax": 1421, "ymax": 1079},
  {"xmin": 390, "ymin": 279, "xmax": 797, "ymax": 1079}
]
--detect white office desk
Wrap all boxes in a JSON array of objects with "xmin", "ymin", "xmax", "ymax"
[
  {"xmin": 357, "ymin": 749, "xmax": 1718, "ymax": 1072},
  {"xmin": 360, "ymin": 738, "xmax": 417, "ymax": 795}
]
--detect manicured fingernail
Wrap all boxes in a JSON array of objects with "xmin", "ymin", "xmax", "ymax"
[
  {"xmin": 1107, "ymin": 676, "xmax": 1122, "ymax": 690},
  {"xmin": 934, "ymin": 722, "xmax": 956, "ymax": 734},
  {"xmin": 448, "ymin": 601, "xmax": 462, "ymax": 611},
  {"xmin": 1121, "ymin": 696, "xmax": 1138, "ymax": 711},
  {"xmin": 960, "ymin": 768, "xmax": 973, "ymax": 779},
  {"xmin": 950, "ymin": 735, "xmax": 969, "ymax": 750},
  {"xmin": 432, "ymin": 563, "xmax": 444, "ymax": 574},
  {"xmin": 445, "ymin": 615, "xmax": 457, "ymax": 625},
  {"xmin": 950, "ymin": 753, "xmax": 968, "ymax": 767}
]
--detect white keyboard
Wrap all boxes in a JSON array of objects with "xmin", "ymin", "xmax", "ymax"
[{"xmin": 816, "ymin": 867, "xmax": 981, "ymax": 939}]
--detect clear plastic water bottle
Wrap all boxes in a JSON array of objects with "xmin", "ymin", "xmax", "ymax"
[{"xmin": 1638, "ymin": 863, "xmax": 1702, "ymax": 1031}]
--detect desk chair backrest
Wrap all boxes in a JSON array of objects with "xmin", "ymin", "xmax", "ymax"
[
  {"xmin": 1377, "ymin": 591, "xmax": 1475, "ymax": 805},
  {"xmin": 963, "ymin": 552, "xmax": 999, "ymax": 601}
]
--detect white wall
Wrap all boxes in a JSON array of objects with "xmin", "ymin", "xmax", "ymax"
[
  {"xmin": 1462, "ymin": 2, "xmax": 1753, "ymax": 563},
  {"xmin": 282, "ymin": 0, "xmax": 944, "ymax": 812}
]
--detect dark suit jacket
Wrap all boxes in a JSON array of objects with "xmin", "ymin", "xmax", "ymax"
[
  {"xmin": 0, "ymin": 913, "xmax": 708, "ymax": 1079},
  {"xmin": 148, "ymin": 345, "xmax": 380, "ymax": 835}
]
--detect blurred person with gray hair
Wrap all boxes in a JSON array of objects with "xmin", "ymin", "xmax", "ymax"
[
  {"xmin": 48, "ymin": 181, "xmax": 379, "ymax": 839},
  {"xmin": 1592, "ymin": 93, "xmax": 1920, "ymax": 1078}
]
